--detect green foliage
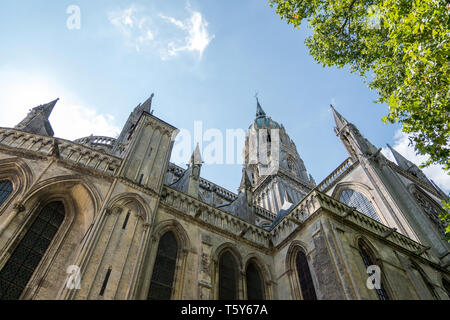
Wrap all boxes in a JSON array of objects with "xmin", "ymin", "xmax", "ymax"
[{"xmin": 270, "ymin": 0, "xmax": 450, "ymax": 238}]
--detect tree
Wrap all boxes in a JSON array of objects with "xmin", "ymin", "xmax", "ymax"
[{"xmin": 269, "ymin": 0, "xmax": 449, "ymax": 239}]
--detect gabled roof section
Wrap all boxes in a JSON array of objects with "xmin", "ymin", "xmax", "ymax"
[{"xmin": 15, "ymin": 98, "xmax": 59, "ymax": 137}]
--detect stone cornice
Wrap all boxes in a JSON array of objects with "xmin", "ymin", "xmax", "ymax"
[
  {"xmin": 270, "ymin": 188, "xmax": 442, "ymax": 267},
  {"xmin": 161, "ymin": 186, "xmax": 272, "ymax": 248},
  {"xmin": 160, "ymin": 202, "xmax": 271, "ymax": 252},
  {"xmin": 0, "ymin": 128, "xmax": 122, "ymax": 179}
]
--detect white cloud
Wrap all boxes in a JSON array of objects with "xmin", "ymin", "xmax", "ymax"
[
  {"xmin": 161, "ymin": 11, "xmax": 215, "ymax": 59},
  {"xmin": 108, "ymin": 4, "xmax": 214, "ymax": 59},
  {"xmin": 108, "ymin": 5, "xmax": 155, "ymax": 52},
  {"xmin": 381, "ymin": 129, "xmax": 450, "ymax": 193},
  {"xmin": 0, "ymin": 69, "xmax": 120, "ymax": 141}
]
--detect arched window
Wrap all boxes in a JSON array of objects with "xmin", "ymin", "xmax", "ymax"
[
  {"xmin": 295, "ymin": 250, "xmax": 317, "ymax": 300},
  {"xmin": 358, "ymin": 240, "xmax": 390, "ymax": 300},
  {"xmin": 340, "ymin": 189, "xmax": 380, "ymax": 222},
  {"xmin": 147, "ymin": 231, "xmax": 178, "ymax": 300},
  {"xmin": 246, "ymin": 262, "xmax": 265, "ymax": 300},
  {"xmin": 0, "ymin": 180, "xmax": 13, "ymax": 207},
  {"xmin": 219, "ymin": 251, "xmax": 238, "ymax": 300},
  {"xmin": 0, "ymin": 201, "xmax": 65, "ymax": 300}
]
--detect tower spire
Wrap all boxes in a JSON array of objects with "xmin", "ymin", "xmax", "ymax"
[
  {"xmin": 15, "ymin": 99, "xmax": 59, "ymax": 137},
  {"xmin": 387, "ymin": 144, "xmax": 432, "ymax": 186},
  {"xmin": 330, "ymin": 104, "xmax": 348, "ymax": 133},
  {"xmin": 138, "ymin": 93, "xmax": 154, "ymax": 113},
  {"xmin": 330, "ymin": 105, "xmax": 379, "ymax": 160},
  {"xmin": 113, "ymin": 93, "xmax": 155, "ymax": 155},
  {"xmin": 239, "ymin": 166, "xmax": 253, "ymax": 191},
  {"xmin": 387, "ymin": 144, "xmax": 415, "ymax": 172},
  {"xmin": 255, "ymin": 94, "xmax": 266, "ymax": 119},
  {"xmin": 190, "ymin": 143, "xmax": 202, "ymax": 167}
]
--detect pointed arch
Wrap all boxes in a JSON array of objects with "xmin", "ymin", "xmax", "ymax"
[
  {"xmin": 147, "ymin": 231, "xmax": 178, "ymax": 300},
  {"xmin": 244, "ymin": 253, "xmax": 273, "ymax": 300},
  {"xmin": 140, "ymin": 220, "xmax": 191, "ymax": 300},
  {"xmin": 333, "ymin": 182, "xmax": 382, "ymax": 222},
  {"xmin": 286, "ymin": 241, "xmax": 317, "ymax": 300},
  {"xmin": 106, "ymin": 192, "xmax": 152, "ymax": 224},
  {"xmin": 0, "ymin": 158, "xmax": 33, "ymax": 214},
  {"xmin": 245, "ymin": 261, "xmax": 265, "ymax": 300},
  {"xmin": 21, "ymin": 175, "xmax": 102, "ymax": 221},
  {"xmin": 212, "ymin": 243, "xmax": 244, "ymax": 300},
  {"xmin": 0, "ymin": 175, "xmax": 100, "ymax": 299},
  {"xmin": 356, "ymin": 237, "xmax": 391, "ymax": 300},
  {"xmin": 213, "ymin": 243, "xmax": 243, "ymax": 270}
]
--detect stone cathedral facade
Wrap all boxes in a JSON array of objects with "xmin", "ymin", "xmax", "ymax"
[{"xmin": 0, "ymin": 94, "xmax": 449, "ymax": 300}]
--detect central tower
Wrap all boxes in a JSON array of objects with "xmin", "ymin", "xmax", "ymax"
[{"xmin": 242, "ymin": 98, "xmax": 315, "ymax": 214}]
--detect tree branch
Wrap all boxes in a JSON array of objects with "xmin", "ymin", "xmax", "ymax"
[{"xmin": 339, "ymin": 0, "xmax": 358, "ymax": 35}]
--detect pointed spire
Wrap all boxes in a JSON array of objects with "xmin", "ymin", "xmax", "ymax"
[
  {"xmin": 137, "ymin": 93, "xmax": 154, "ymax": 113},
  {"xmin": 41, "ymin": 98, "xmax": 59, "ymax": 119},
  {"xmin": 387, "ymin": 144, "xmax": 433, "ymax": 186},
  {"xmin": 330, "ymin": 104, "xmax": 348, "ymax": 132},
  {"xmin": 113, "ymin": 94, "xmax": 155, "ymax": 154},
  {"xmin": 256, "ymin": 96, "xmax": 266, "ymax": 119},
  {"xmin": 240, "ymin": 166, "xmax": 253, "ymax": 190},
  {"xmin": 309, "ymin": 174, "xmax": 316, "ymax": 186},
  {"xmin": 190, "ymin": 143, "xmax": 202, "ymax": 166},
  {"xmin": 387, "ymin": 144, "xmax": 415, "ymax": 171},
  {"xmin": 15, "ymin": 99, "xmax": 59, "ymax": 136}
]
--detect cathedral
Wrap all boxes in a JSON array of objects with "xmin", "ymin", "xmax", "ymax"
[{"xmin": 0, "ymin": 94, "xmax": 449, "ymax": 300}]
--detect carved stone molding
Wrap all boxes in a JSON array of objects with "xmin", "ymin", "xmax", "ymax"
[{"xmin": 13, "ymin": 202, "xmax": 25, "ymax": 213}]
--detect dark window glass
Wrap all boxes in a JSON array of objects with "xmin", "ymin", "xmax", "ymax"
[
  {"xmin": 295, "ymin": 250, "xmax": 317, "ymax": 300},
  {"xmin": 358, "ymin": 242, "xmax": 390, "ymax": 300},
  {"xmin": 147, "ymin": 232, "xmax": 178, "ymax": 300},
  {"xmin": 340, "ymin": 189, "xmax": 380, "ymax": 222},
  {"xmin": 0, "ymin": 201, "xmax": 65, "ymax": 300},
  {"xmin": 219, "ymin": 251, "xmax": 238, "ymax": 300},
  {"xmin": 0, "ymin": 180, "xmax": 13, "ymax": 207},
  {"xmin": 246, "ymin": 262, "xmax": 264, "ymax": 300}
]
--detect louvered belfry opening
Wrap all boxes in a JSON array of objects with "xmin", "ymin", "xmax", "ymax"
[
  {"xmin": 295, "ymin": 250, "xmax": 317, "ymax": 300},
  {"xmin": 246, "ymin": 262, "xmax": 265, "ymax": 300},
  {"xmin": 147, "ymin": 231, "xmax": 178, "ymax": 300},
  {"xmin": 219, "ymin": 251, "xmax": 238, "ymax": 300},
  {"xmin": 0, "ymin": 201, "xmax": 65, "ymax": 300},
  {"xmin": 358, "ymin": 241, "xmax": 390, "ymax": 300},
  {"xmin": 0, "ymin": 180, "xmax": 13, "ymax": 207}
]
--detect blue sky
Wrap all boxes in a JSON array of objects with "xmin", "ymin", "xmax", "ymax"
[{"xmin": 0, "ymin": 0, "xmax": 448, "ymax": 193}]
